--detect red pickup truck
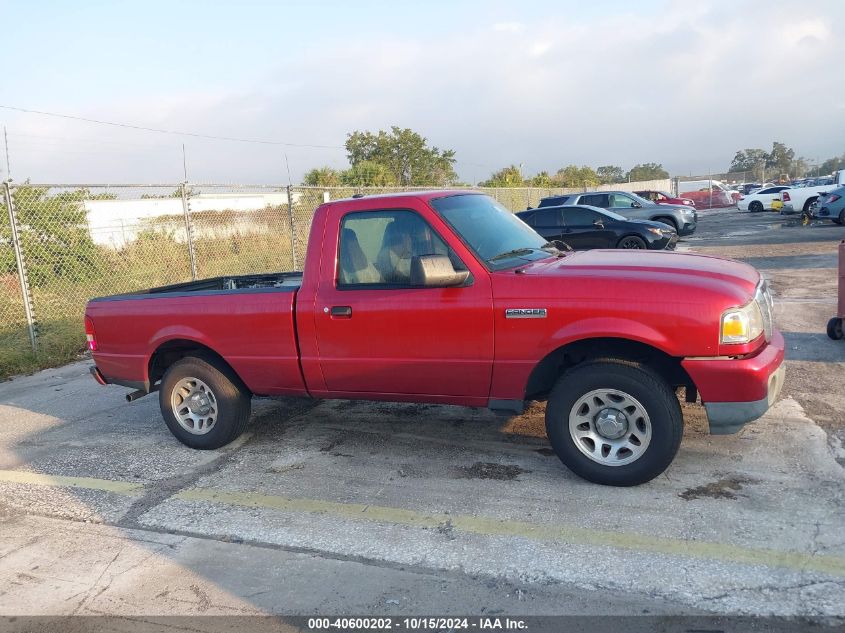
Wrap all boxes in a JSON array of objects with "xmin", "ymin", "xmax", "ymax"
[{"xmin": 85, "ymin": 191, "xmax": 785, "ymax": 486}]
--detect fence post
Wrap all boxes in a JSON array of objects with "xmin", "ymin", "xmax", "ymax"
[
  {"xmin": 180, "ymin": 183, "xmax": 198, "ymax": 280},
  {"xmin": 286, "ymin": 185, "xmax": 297, "ymax": 269},
  {"xmin": 3, "ymin": 182, "xmax": 37, "ymax": 353}
]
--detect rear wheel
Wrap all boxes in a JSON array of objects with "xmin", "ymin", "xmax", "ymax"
[
  {"xmin": 749, "ymin": 201, "xmax": 763, "ymax": 213},
  {"xmin": 828, "ymin": 318, "xmax": 844, "ymax": 341},
  {"xmin": 617, "ymin": 235, "xmax": 647, "ymax": 249},
  {"xmin": 159, "ymin": 357, "xmax": 251, "ymax": 449},
  {"xmin": 545, "ymin": 361, "xmax": 683, "ymax": 486},
  {"xmin": 833, "ymin": 210, "xmax": 844, "ymax": 225}
]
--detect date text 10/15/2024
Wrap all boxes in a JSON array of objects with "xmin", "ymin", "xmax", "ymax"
[{"xmin": 307, "ymin": 617, "xmax": 528, "ymax": 631}]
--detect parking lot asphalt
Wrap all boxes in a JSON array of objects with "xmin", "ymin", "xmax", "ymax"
[{"xmin": 1, "ymin": 208, "xmax": 844, "ymax": 622}]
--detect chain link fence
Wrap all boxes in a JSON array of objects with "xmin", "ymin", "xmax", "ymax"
[{"xmin": 0, "ymin": 179, "xmax": 672, "ymax": 377}]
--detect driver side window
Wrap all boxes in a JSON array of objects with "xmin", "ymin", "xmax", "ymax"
[
  {"xmin": 338, "ymin": 210, "xmax": 466, "ymax": 288},
  {"xmin": 610, "ymin": 193, "xmax": 636, "ymax": 207}
]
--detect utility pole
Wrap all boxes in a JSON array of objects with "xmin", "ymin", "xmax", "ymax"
[
  {"xmin": 3, "ymin": 126, "xmax": 10, "ymax": 181},
  {"xmin": 182, "ymin": 144, "xmax": 188, "ymax": 182}
]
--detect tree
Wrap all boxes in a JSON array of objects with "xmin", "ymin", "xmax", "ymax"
[
  {"xmin": 339, "ymin": 160, "xmax": 396, "ymax": 187},
  {"xmin": 596, "ymin": 165, "xmax": 625, "ymax": 184},
  {"xmin": 1, "ymin": 184, "xmax": 103, "ymax": 284},
  {"xmin": 626, "ymin": 163, "xmax": 669, "ymax": 181},
  {"xmin": 766, "ymin": 141, "xmax": 795, "ymax": 175},
  {"xmin": 729, "ymin": 148, "xmax": 769, "ymax": 173},
  {"xmin": 479, "ymin": 165, "xmax": 524, "ymax": 187},
  {"xmin": 554, "ymin": 165, "xmax": 599, "ymax": 188},
  {"xmin": 303, "ymin": 166, "xmax": 342, "ymax": 187},
  {"xmin": 529, "ymin": 171, "xmax": 555, "ymax": 188},
  {"xmin": 345, "ymin": 126, "xmax": 458, "ymax": 186},
  {"xmin": 817, "ymin": 154, "xmax": 845, "ymax": 176}
]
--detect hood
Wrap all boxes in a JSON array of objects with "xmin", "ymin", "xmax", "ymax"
[{"xmin": 514, "ymin": 250, "xmax": 759, "ymax": 301}]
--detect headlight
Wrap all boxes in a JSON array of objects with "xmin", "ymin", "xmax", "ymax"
[
  {"xmin": 647, "ymin": 227, "xmax": 664, "ymax": 235},
  {"xmin": 721, "ymin": 300, "xmax": 764, "ymax": 344}
]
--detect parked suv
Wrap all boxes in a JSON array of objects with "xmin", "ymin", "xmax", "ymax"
[
  {"xmin": 517, "ymin": 205, "xmax": 677, "ymax": 250},
  {"xmin": 537, "ymin": 191, "xmax": 697, "ymax": 235}
]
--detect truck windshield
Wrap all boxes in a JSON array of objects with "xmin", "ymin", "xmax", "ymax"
[{"xmin": 430, "ymin": 194, "xmax": 553, "ymax": 270}]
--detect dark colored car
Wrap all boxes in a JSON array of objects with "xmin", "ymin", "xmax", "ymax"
[
  {"xmin": 516, "ymin": 205, "xmax": 678, "ymax": 250},
  {"xmin": 536, "ymin": 191, "xmax": 697, "ymax": 236}
]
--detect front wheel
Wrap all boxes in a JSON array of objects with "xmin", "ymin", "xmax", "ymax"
[
  {"xmin": 749, "ymin": 201, "xmax": 763, "ymax": 213},
  {"xmin": 828, "ymin": 318, "xmax": 844, "ymax": 341},
  {"xmin": 159, "ymin": 357, "xmax": 251, "ymax": 449},
  {"xmin": 617, "ymin": 235, "xmax": 647, "ymax": 249},
  {"xmin": 545, "ymin": 361, "xmax": 683, "ymax": 486}
]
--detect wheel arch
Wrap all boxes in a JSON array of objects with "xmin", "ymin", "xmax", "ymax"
[
  {"xmin": 650, "ymin": 215, "xmax": 678, "ymax": 230},
  {"xmin": 524, "ymin": 336, "xmax": 694, "ymax": 402},
  {"xmin": 147, "ymin": 338, "xmax": 250, "ymax": 395},
  {"xmin": 803, "ymin": 196, "xmax": 818, "ymax": 211}
]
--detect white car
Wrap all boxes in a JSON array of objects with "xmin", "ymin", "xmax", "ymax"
[{"xmin": 737, "ymin": 185, "xmax": 792, "ymax": 212}]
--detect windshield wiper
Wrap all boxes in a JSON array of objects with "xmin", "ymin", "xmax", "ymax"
[
  {"xmin": 488, "ymin": 247, "xmax": 540, "ymax": 262},
  {"xmin": 542, "ymin": 240, "xmax": 572, "ymax": 254}
]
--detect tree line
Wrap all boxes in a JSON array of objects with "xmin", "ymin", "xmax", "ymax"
[
  {"xmin": 302, "ymin": 127, "xmax": 842, "ymax": 188},
  {"xmin": 303, "ymin": 127, "xmax": 669, "ymax": 188},
  {"xmin": 728, "ymin": 142, "xmax": 844, "ymax": 181}
]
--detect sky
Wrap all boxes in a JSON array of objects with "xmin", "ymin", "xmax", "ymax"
[{"xmin": 0, "ymin": 0, "xmax": 842, "ymax": 184}]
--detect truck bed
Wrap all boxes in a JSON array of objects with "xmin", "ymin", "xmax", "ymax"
[
  {"xmin": 95, "ymin": 272, "xmax": 304, "ymax": 300},
  {"xmin": 86, "ymin": 271, "xmax": 307, "ymax": 397}
]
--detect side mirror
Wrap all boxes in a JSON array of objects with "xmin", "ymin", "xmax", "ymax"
[
  {"xmin": 410, "ymin": 255, "xmax": 470, "ymax": 288},
  {"xmin": 632, "ymin": 202, "xmax": 642, "ymax": 208},
  {"xmin": 593, "ymin": 219, "xmax": 604, "ymax": 228}
]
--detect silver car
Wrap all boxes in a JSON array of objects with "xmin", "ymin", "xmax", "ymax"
[
  {"xmin": 537, "ymin": 191, "xmax": 697, "ymax": 236},
  {"xmin": 811, "ymin": 185, "xmax": 845, "ymax": 225}
]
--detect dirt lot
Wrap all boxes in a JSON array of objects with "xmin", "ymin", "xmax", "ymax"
[{"xmin": 0, "ymin": 209, "xmax": 844, "ymax": 625}]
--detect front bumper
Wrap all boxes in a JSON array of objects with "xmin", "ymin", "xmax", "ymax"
[
  {"xmin": 678, "ymin": 220, "xmax": 696, "ymax": 236},
  {"xmin": 703, "ymin": 363, "xmax": 785, "ymax": 434},
  {"xmin": 682, "ymin": 330, "xmax": 785, "ymax": 434}
]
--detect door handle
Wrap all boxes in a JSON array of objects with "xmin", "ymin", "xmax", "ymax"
[{"xmin": 330, "ymin": 306, "xmax": 352, "ymax": 318}]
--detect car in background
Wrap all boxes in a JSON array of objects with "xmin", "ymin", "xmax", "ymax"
[
  {"xmin": 737, "ymin": 183, "xmax": 763, "ymax": 195},
  {"xmin": 677, "ymin": 179, "xmax": 738, "ymax": 208},
  {"xmin": 811, "ymin": 185, "xmax": 845, "ymax": 224},
  {"xmin": 779, "ymin": 183, "xmax": 835, "ymax": 215},
  {"xmin": 536, "ymin": 191, "xmax": 697, "ymax": 235},
  {"xmin": 516, "ymin": 205, "xmax": 678, "ymax": 251},
  {"xmin": 634, "ymin": 190, "xmax": 696, "ymax": 208},
  {"xmin": 737, "ymin": 185, "xmax": 792, "ymax": 212}
]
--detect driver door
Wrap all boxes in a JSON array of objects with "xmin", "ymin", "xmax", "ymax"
[{"xmin": 313, "ymin": 208, "xmax": 494, "ymax": 399}]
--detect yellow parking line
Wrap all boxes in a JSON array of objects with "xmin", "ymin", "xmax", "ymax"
[
  {"xmin": 0, "ymin": 469, "xmax": 143, "ymax": 495},
  {"xmin": 3, "ymin": 468, "xmax": 843, "ymax": 577},
  {"xmin": 176, "ymin": 487, "xmax": 845, "ymax": 577}
]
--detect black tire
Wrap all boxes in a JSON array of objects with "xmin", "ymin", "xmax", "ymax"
[
  {"xmin": 828, "ymin": 318, "xmax": 844, "ymax": 341},
  {"xmin": 159, "ymin": 356, "xmax": 251, "ymax": 449},
  {"xmin": 617, "ymin": 235, "xmax": 647, "ymax": 249},
  {"xmin": 749, "ymin": 201, "xmax": 763, "ymax": 213},
  {"xmin": 653, "ymin": 216, "xmax": 678, "ymax": 232},
  {"xmin": 803, "ymin": 197, "xmax": 817, "ymax": 213},
  {"xmin": 833, "ymin": 210, "xmax": 844, "ymax": 225},
  {"xmin": 545, "ymin": 360, "xmax": 683, "ymax": 486}
]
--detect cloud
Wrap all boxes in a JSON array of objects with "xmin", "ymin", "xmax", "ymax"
[
  {"xmin": 492, "ymin": 22, "xmax": 526, "ymax": 33},
  {"xmin": 6, "ymin": 0, "xmax": 844, "ymax": 184}
]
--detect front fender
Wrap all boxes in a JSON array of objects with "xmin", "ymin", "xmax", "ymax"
[{"xmin": 541, "ymin": 317, "xmax": 676, "ymax": 358}]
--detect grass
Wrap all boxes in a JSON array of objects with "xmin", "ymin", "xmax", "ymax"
[{"xmin": 0, "ymin": 222, "xmax": 297, "ymax": 381}]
